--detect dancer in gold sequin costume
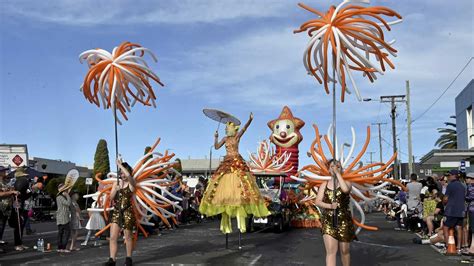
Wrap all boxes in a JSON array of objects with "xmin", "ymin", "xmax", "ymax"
[
  {"xmin": 107, "ymin": 159, "xmax": 136, "ymax": 266},
  {"xmin": 315, "ymin": 160, "xmax": 355, "ymax": 266},
  {"xmin": 200, "ymin": 113, "xmax": 270, "ymax": 234}
]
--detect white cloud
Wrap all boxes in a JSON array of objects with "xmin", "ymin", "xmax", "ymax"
[{"xmin": 2, "ymin": 0, "xmax": 289, "ymax": 25}]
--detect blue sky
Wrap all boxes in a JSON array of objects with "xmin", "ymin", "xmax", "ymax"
[{"xmin": 0, "ymin": 0, "xmax": 473, "ymax": 170}]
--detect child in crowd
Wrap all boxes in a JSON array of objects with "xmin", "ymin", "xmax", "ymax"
[
  {"xmin": 82, "ymin": 195, "xmax": 105, "ymax": 246},
  {"xmin": 69, "ymin": 191, "xmax": 82, "ymax": 251},
  {"xmin": 394, "ymin": 198, "xmax": 408, "ymax": 230}
]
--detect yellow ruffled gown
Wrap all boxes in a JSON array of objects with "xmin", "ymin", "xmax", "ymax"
[{"xmin": 199, "ymin": 135, "xmax": 270, "ymax": 233}]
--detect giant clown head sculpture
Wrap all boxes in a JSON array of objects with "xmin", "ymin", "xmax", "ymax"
[{"xmin": 268, "ymin": 106, "xmax": 305, "ymax": 181}]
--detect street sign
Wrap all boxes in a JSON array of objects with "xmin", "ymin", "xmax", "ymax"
[
  {"xmin": 85, "ymin": 178, "xmax": 93, "ymax": 185},
  {"xmin": 0, "ymin": 145, "xmax": 28, "ymax": 169},
  {"xmin": 12, "ymin": 155, "xmax": 24, "ymax": 166}
]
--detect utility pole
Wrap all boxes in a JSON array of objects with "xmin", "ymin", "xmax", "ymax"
[
  {"xmin": 398, "ymin": 137, "xmax": 402, "ymax": 178},
  {"xmin": 367, "ymin": 151, "xmax": 375, "ymax": 171},
  {"xmin": 406, "ymin": 80, "xmax": 414, "ymax": 176},
  {"xmin": 367, "ymin": 151, "xmax": 375, "ymax": 164},
  {"xmin": 371, "ymin": 122, "xmax": 387, "ymax": 163},
  {"xmin": 380, "ymin": 95, "xmax": 406, "ymax": 180}
]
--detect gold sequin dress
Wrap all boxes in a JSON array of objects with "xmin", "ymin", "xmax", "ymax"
[
  {"xmin": 199, "ymin": 135, "xmax": 270, "ymax": 233},
  {"xmin": 111, "ymin": 186, "xmax": 135, "ymax": 230},
  {"xmin": 321, "ymin": 187, "xmax": 355, "ymax": 242}
]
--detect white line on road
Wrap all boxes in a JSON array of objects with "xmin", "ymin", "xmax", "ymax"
[
  {"xmin": 354, "ymin": 240, "xmax": 404, "ymax": 249},
  {"xmin": 250, "ymin": 254, "xmax": 262, "ymax": 265}
]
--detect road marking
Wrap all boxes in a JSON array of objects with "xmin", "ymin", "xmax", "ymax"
[
  {"xmin": 354, "ymin": 240, "xmax": 403, "ymax": 249},
  {"xmin": 249, "ymin": 254, "xmax": 262, "ymax": 265}
]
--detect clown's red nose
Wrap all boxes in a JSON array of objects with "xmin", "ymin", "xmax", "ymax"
[{"xmin": 280, "ymin": 132, "xmax": 287, "ymax": 138}]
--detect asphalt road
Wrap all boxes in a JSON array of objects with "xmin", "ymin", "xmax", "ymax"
[{"xmin": 0, "ymin": 213, "xmax": 471, "ymax": 265}]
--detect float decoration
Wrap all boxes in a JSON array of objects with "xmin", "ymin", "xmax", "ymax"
[
  {"xmin": 248, "ymin": 140, "xmax": 293, "ymax": 174},
  {"xmin": 294, "ymin": 0, "xmax": 402, "ymax": 102},
  {"xmin": 84, "ymin": 138, "xmax": 182, "ymax": 239},
  {"xmin": 288, "ymin": 185, "xmax": 322, "ymax": 228},
  {"xmin": 268, "ymin": 106, "xmax": 305, "ymax": 180},
  {"xmin": 79, "ymin": 42, "xmax": 164, "ymax": 124},
  {"xmin": 291, "ymin": 124, "xmax": 406, "ymax": 233}
]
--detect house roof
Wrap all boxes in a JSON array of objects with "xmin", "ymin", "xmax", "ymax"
[
  {"xmin": 180, "ymin": 159, "xmax": 222, "ymax": 172},
  {"xmin": 419, "ymin": 149, "xmax": 474, "ymax": 165}
]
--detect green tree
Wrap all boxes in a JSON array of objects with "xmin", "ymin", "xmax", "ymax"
[
  {"xmin": 45, "ymin": 177, "xmax": 65, "ymax": 198},
  {"xmin": 93, "ymin": 139, "xmax": 110, "ymax": 179},
  {"xmin": 435, "ymin": 119, "xmax": 457, "ymax": 149}
]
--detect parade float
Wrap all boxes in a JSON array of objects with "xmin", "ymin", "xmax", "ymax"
[
  {"xmin": 248, "ymin": 140, "xmax": 293, "ymax": 232},
  {"xmin": 267, "ymin": 106, "xmax": 305, "ymax": 182}
]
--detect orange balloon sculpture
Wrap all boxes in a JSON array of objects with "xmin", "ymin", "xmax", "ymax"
[
  {"xmin": 79, "ymin": 42, "xmax": 164, "ymax": 124},
  {"xmin": 294, "ymin": 1, "xmax": 402, "ymax": 102},
  {"xmin": 292, "ymin": 124, "xmax": 406, "ymax": 233}
]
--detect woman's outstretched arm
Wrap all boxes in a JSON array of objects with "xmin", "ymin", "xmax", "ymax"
[
  {"xmin": 237, "ymin": 112, "xmax": 253, "ymax": 138},
  {"xmin": 214, "ymin": 131, "xmax": 226, "ymax": 149}
]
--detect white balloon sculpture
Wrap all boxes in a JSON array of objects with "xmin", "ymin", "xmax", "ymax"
[
  {"xmin": 294, "ymin": 0, "xmax": 402, "ymax": 102},
  {"xmin": 248, "ymin": 140, "xmax": 293, "ymax": 173},
  {"xmin": 79, "ymin": 41, "xmax": 164, "ymax": 124}
]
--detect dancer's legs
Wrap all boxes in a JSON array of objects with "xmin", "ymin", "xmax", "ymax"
[
  {"xmin": 339, "ymin": 241, "xmax": 350, "ymax": 266},
  {"xmin": 124, "ymin": 229, "xmax": 133, "ymax": 257},
  {"xmin": 109, "ymin": 223, "xmax": 120, "ymax": 260},
  {"xmin": 220, "ymin": 213, "xmax": 232, "ymax": 234},
  {"xmin": 323, "ymin": 234, "xmax": 338, "ymax": 266}
]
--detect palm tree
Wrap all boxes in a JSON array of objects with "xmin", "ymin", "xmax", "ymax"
[{"xmin": 435, "ymin": 119, "xmax": 457, "ymax": 149}]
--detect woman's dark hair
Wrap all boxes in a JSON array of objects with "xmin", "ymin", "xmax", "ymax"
[
  {"xmin": 122, "ymin": 162, "xmax": 133, "ymax": 175},
  {"xmin": 426, "ymin": 176, "xmax": 434, "ymax": 184}
]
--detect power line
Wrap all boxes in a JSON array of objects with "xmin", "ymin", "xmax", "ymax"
[
  {"xmin": 411, "ymin": 57, "xmax": 474, "ymax": 123},
  {"xmin": 381, "ymin": 136, "xmax": 409, "ymax": 156}
]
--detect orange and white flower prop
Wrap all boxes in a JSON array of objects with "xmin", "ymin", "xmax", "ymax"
[
  {"xmin": 248, "ymin": 140, "xmax": 293, "ymax": 173},
  {"xmin": 84, "ymin": 138, "xmax": 182, "ymax": 238},
  {"xmin": 291, "ymin": 124, "xmax": 405, "ymax": 233},
  {"xmin": 79, "ymin": 42, "xmax": 164, "ymax": 124},
  {"xmin": 294, "ymin": 0, "xmax": 402, "ymax": 102}
]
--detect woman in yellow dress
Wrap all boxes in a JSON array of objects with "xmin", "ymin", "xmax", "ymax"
[
  {"xmin": 315, "ymin": 160, "xmax": 355, "ymax": 266},
  {"xmin": 199, "ymin": 112, "xmax": 269, "ymax": 234}
]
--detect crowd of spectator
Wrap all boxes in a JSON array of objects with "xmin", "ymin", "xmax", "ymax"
[
  {"xmin": 0, "ymin": 165, "xmax": 208, "ymax": 254},
  {"xmin": 381, "ymin": 169, "xmax": 474, "ymax": 255}
]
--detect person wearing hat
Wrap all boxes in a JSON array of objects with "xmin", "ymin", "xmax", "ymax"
[
  {"xmin": 0, "ymin": 166, "xmax": 22, "ymax": 252},
  {"xmin": 442, "ymin": 169, "xmax": 466, "ymax": 252},
  {"xmin": 463, "ymin": 172, "xmax": 474, "ymax": 255},
  {"xmin": 56, "ymin": 183, "xmax": 72, "ymax": 253},
  {"xmin": 5, "ymin": 167, "xmax": 30, "ymax": 251}
]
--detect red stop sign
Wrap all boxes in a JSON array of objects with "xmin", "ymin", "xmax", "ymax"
[{"xmin": 12, "ymin": 155, "xmax": 24, "ymax": 166}]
